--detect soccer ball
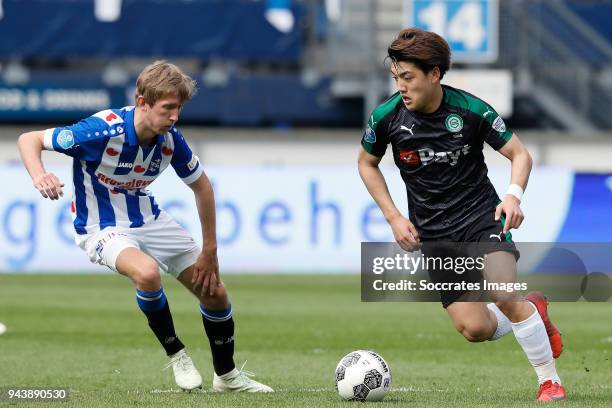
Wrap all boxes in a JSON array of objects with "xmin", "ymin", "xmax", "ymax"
[{"xmin": 335, "ymin": 350, "xmax": 391, "ymax": 401}]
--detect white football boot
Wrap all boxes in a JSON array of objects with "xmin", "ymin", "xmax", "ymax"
[
  {"xmin": 165, "ymin": 349, "xmax": 202, "ymax": 391},
  {"xmin": 212, "ymin": 362, "xmax": 274, "ymax": 393}
]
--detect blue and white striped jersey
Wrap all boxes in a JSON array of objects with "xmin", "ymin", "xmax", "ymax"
[{"xmin": 44, "ymin": 106, "xmax": 203, "ymax": 235}]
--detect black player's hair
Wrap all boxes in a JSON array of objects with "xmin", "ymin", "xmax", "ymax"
[{"xmin": 387, "ymin": 28, "xmax": 451, "ymax": 79}]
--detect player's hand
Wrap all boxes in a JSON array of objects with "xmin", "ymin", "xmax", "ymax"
[
  {"xmin": 389, "ymin": 214, "xmax": 420, "ymax": 252},
  {"xmin": 191, "ymin": 246, "xmax": 222, "ymax": 297},
  {"xmin": 33, "ymin": 172, "xmax": 64, "ymax": 200},
  {"xmin": 495, "ymin": 195, "xmax": 524, "ymax": 234}
]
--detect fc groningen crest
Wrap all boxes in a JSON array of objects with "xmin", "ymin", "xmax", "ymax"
[{"xmin": 445, "ymin": 114, "xmax": 463, "ymax": 133}]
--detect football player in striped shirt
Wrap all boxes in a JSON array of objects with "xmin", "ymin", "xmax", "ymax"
[
  {"xmin": 358, "ymin": 29, "xmax": 565, "ymax": 402},
  {"xmin": 18, "ymin": 61, "xmax": 272, "ymax": 393}
]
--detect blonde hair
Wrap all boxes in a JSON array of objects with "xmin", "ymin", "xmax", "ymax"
[{"xmin": 135, "ymin": 60, "xmax": 197, "ymax": 105}]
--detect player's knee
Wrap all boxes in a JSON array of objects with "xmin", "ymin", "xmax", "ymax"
[
  {"xmin": 457, "ymin": 322, "xmax": 490, "ymax": 342},
  {"xmin": 209, "ymin": 284, "xmax": 228, "ymax": 300},
  {"xmin": 133, "ymin": 261, "xmax": 161, "ymax": 288},
  {"xmin": 201, "ymin": 285, "xmax": 229, "ymax": 307}
]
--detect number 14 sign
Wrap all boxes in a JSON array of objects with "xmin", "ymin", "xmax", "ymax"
[{"xmin": 405, "ymin": 0, "xmax": 499, "ymax": 63}]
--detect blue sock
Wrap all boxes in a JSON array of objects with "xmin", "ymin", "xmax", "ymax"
[
  {"xmin": 136, "ymin": 287, "xmax": 167, "ymax": 312},
  {"xmin": 199, "ymin": 304, "xmax": 233, "ymax": 322},
  {"xmin": 136, "ymin": 287, "xmax": 183, "ymax": 356}
]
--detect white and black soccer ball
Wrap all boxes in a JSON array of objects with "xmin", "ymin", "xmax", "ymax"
[{"xmin": 335, "ymin": 350, "xmax": 391, "ymax": 401}]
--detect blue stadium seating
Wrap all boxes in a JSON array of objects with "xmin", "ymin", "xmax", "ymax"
[
  {"xmin": 567, "ymin": 0, "xmax": 612, "ymax": 43},
  {"xmin": 527, "ymin": 1, "xmax": 610, "ymax": 66},
  {"xmin": 0, "ymin": 0, "xmax": 304, "ymax": 62}
]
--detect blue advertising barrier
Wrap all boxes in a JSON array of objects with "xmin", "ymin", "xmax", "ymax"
[
  {"xmin": 0, "ymin": 74, "xmax": 125, "ymax": 121},
  {"xmin": 0, "ymin": 72, "xmax": 361, "ymax": 125},
  {"xmin": 1, "ymin": 165, "xmax": 609, "ymax": 273}
]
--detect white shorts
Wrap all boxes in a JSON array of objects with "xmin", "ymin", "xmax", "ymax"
[{"xmin": 75, "ymin": 211, "xmax": 200, "ymax": 278}]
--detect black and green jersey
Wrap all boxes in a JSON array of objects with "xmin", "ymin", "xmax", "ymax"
[{"xmin": 361, "ymin": 84, "xmax": 513, "ymax": 239}]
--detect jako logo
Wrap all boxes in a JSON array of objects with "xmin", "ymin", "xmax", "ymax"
[
  {"xmin": 117, "ymin": 162, "xmax": 132, "ymax": 169},
  {"xmin": 400, "ymin": 145, "xmax": 471, "ymax": 167}
]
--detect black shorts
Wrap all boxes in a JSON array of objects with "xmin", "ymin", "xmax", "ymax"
[{"xmin": 421, "ymin": 209, "xmax": 520, "ymax": 308}]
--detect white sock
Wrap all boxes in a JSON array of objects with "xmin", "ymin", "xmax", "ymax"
[
  {"xmin": 487, "ymin": 303, "xmax": 513, "ymax": 341},
  {"xmin": 512, "ymin": 306, "xmax": 561, "ymax": 384}
]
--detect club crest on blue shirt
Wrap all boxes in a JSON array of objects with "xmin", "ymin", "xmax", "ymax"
[
  {"xmin": 364, "ymin": 126, "xmax": 376, "ymax": 143},
  {"xmin": 57, "ymin": 129, "xmax": 75, "ymax": 149}
]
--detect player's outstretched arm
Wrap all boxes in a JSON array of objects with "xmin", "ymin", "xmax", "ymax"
[
  {"xmin": 188, "ymin": 171, "xmax": 221, "ymax": 297},
  {"xmin": 358, "ymin": 148, "xmax": 419, "ymax": 250},
  {"xmin": 17, "ymin": 130, "xmax": 64, "ymax": 200},
  {"xmin": 495, "ymin": 133, "xmax": 533, "ymax": 233}
]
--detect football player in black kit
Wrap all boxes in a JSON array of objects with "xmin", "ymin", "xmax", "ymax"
[{"xmin": 358, "ymin": 28, "xmax": 566, "ymax": 402}]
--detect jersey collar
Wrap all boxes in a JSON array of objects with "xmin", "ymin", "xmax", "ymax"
[
  {"xmin": 125, "ymin": 108, "xmax": 139, "ymax": 147},
  {"xmin": 154, "ymin": 133, "xmax": 166, "ymax": 145}
]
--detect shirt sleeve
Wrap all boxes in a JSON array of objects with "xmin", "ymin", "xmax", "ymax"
[
  {"xmin": 360, "ymin": 113, "xmax": 390, "ymax": 157},
  {"xmin": 43, "ymin": 115, "xmax": 112, "ymax": 161},
  {"xmin": 170, "ymin": 128, "xmax": 203, "ymax": 185},
  {"xmin": 479, "ymin": 105, "xmax": 513, "ymax": 151}
]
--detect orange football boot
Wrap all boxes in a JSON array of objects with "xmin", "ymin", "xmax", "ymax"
[{"xmin": 537, "ymin": 380, "xmax": 567, "ymax": 402}]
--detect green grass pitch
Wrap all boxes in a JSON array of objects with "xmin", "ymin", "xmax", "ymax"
[{"xmin": 0, "ymin": 274, "xmax": 610, "ymax": 407}]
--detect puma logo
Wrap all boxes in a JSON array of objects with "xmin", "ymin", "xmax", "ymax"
[
  {"xmin": 489, "ymin": 233, "xmax": 503, "ymax": 242},
  {"xmin": 400, "ymin": 124, "xmax": 415, "ymax": 135}
]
